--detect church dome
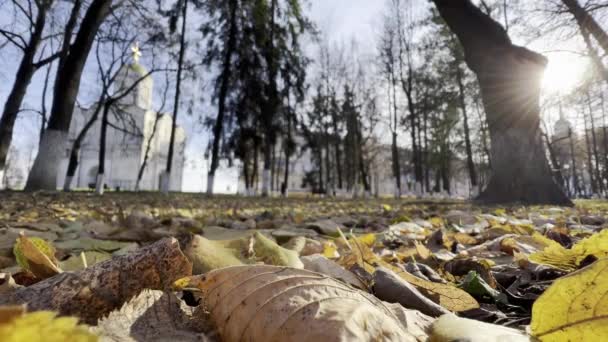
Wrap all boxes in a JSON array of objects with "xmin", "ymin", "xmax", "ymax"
[{"xmin": 554, "ymin": 117, "xmax": 572, "ymax": 139}]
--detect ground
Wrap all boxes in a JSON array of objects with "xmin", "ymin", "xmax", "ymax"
[{"xmin": 1, "ymin": 191, "xmax": 607, "ymax": 340}]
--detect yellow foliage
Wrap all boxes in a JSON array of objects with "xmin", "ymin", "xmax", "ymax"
[
  {"xmin": 322, "ymin": 241, "xmax": 339, "ymax": 259},
  {"xmin": 531, "ymin": 258, "xmax": 608, "ymax": 341},
  {"xmin": 429, "ymin": 217, "xmax": 444, "ymax": 228},
  {"xmin": 529, "ymin": 229, "xmax": 608, "ymax": 271},
  {"xmin": 340, "ymin": 238, "xmax": 478, "ymax": 312},
  {"xmin": 0, "ymin": 311, "xmax": 97, "ymax": 342},
  {"xmin": 355, "ymin": 233, "xmax": 376, "ymax": 247},
  {"xmin": 13, "ymin": 233, "xmax": 61, "ymax": 279}
]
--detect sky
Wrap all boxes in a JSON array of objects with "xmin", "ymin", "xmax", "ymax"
[{"xmin": 0, "ymin": 0, "xmax": 592, "ymax": 192}]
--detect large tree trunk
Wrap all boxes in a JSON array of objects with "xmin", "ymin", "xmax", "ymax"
[
  {"xmin": 433, "ymin": 0, "xmax": 572, "ymax": 205},
  {"xmin": 0, "ymin": 2, "xmax": 50, "ymax": 175},
  {"xmin": 25, "ymin": 0, "xmax": 113, "ymax": 191}
]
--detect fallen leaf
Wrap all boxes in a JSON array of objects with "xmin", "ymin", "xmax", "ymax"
[
  {"xmin": 529, "ymin": 229, "xmax": 608, "ymax": 271},
  {"xmin": 252, "ymin": 232, "xmax": 303, "ymax": 268},
  {"xmin": 431, "ymin": 313, "xmax": 530, "ymax": 342},
  {"xmin": 176, "ymin": 265, "xmax": 421, "ymax": 342},
  {"xmin": 94, "ymin": 289, "xmax": 211, "ymax": 341},
  {"xmin": 0, "ymin": 310, "xmax": 97, "ymax": 342},
  {"xmin": 12, "ymin": 233, "xmax": 61, "ymax": 279},
  {"xmin": 531, "ymin": 258, "xmax": 608, "ymax": 341}
]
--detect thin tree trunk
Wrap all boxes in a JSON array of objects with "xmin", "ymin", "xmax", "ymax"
[
  {"xmin": 96, "ymin": 101, "xmax": 113, "ymax": 195},
  {"xmin": 587, "ymin": 91, "xmax": 603, "ymax": 194},
  {"xmin": 562, "ymin": 0, "xmax": 608, "ymax": 56},
  {"xmin": 163, "ymin": 0, "xmax": 188, "ymax": 194},
  {"xmin": 543, "ymin": 133, "xmax": 566, "ymax": 191},
  {"xmin": 569, "ymin": 128, "xmax": 581, "ymax": 197},
  {"xmin": 324, "ymin": 128, "xmax": 332, "ymax": 195},
  {"xmin": 26, "ymin": 0, "xmax": 113, "ymax": 191},
  {"xmin": 0, "ymin": 2, "xmax": 50, "ymax": 173},
  {"xmin": 136, "ymin": 114, "xmax": 161, "ymax": 191},
  {"xmin": 282, "ymin": 107, "xmax": 292, "ymax": 197},
  {"xmin": 39, "ymin": 62, "xmax": 53, "ymax": 142},
  {"xmin": 456, "ymin": 65, "xmax": 478, "ymax": 187},
  {"xmin": 207, "ymin": 0, "xmax": 238, "ymax": 195},
  {"xmin": 433, "ymin": 0, "xmax": 571, "ymax": 205},
  {"xmin": 261, "ymin": 0, "xmax": 278, "ymax": 197},
  {"xmin": 63, "ymin": 101, "xmax": 104, "ymax": 191}
]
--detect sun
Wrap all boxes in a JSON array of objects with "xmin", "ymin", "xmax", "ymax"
[{"xmin": 542, "ymin": 53, "xmax": 588, "ymax": 95}]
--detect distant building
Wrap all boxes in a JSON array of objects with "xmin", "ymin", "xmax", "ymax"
[{"xmin": 57, "ymin": 59, "xmax": 186, "ymax": 191}]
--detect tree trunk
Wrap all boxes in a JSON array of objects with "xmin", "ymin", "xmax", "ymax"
[
  {"xmin": 543, "ymin": 133, "xmax": 566, "ymax": 191},
  {"xmin": 583, "ymin": 107, "xmax": 597, "ymax": 195},
  {"xmin": 136, "ymin": 114, "xmax": 161, "ymax": 191},
  {"xmin": 282, "ymin": 111, "xmax": 292, "ymax": 197},
  {"xmin": 96, "ymin": 101, "xmax": 112, "ymax": 195},
  {"xmin": 562, "ymin": 0, "xmax": 608, "ymax": 56},
  {"xmin": 26, "ymin": 0, "xmax": 113, "ymax": 191},
  {"xmin": 208, "ymin": 0, "xmax": 238, "ymax": 195},
  {"xmin": 456, "ymin": 65, "xmax": 478, "ymax": 188},
  {"xmin": 587, "ymin": 91, "xmax": 603, "ymax": 193},
  {"xmin": 391, "ymin": 131, "xmax": 401, "ymax": 198},
  {"xmin": 569, "ymin": 129, "xmax": 581, "ymax": 197},
  {"xmin": 0, "ymin": 2, "xmax": 50, "ymax": 173},
  {"xmin": 164, "ymin": 0, "xmax": 188, "ymax": 194},
  {"xmin": 63, "ymin": 102, "xmax": 103, "ymax": 191},
  {"xmin": 433, "ymin": 0, "xmax": 572, "ymax": 205}
]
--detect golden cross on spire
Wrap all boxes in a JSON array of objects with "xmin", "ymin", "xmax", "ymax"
[{"xmin": 131, "ymin": 42, "xmax": 142, "ymax": 63}]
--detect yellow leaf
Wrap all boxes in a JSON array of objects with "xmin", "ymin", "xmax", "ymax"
[
  {"xmin": 252, "ymin": 232, "xmax": 303, "ymax": 268},
  {"xmin": 0, "ymin": 311, "xmax": 97, "ymax": 342},
  {"xmin": 355, "ymin": 233, "xmax": 376, "ymax": 247},
  {"xmin": 340, "ymin": 239, "xmax": 478, "ymax": 312},
  {"xmin": 322, "ymin": 241, "xmax": 339, "ymax": 259},
  {"xmin": 429, "ymin": 217, "xmax": 444, "ymax": 228},
  {"xmin": 382, "ymin": 204, "xmax": 392, "ymax": 212},
  {"xmin": 530, "ymin": 230, "xmax": 608, "ymax": 271},
  {"xmin": 493, "ymin": 208, "xmax": 506, "ymax": 216},
  {"xmin": 414, "ymin": 241, "xmax": 432, "ymax": 260},
  {"xmin": 12, "ymin": 233, "xmax": 62, "ymax": 279},
  {"xmin": 531, "ymin": 258, "xmax": 608, "ymax": 341},
  {"xmin": 182, "ymin": 233, "xmax": 303, "ymax": 274}
]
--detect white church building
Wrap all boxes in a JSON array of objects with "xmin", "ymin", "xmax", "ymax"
[{"xmin": 57, "ymin": 57, "xmax": 186, "ymax": 191}]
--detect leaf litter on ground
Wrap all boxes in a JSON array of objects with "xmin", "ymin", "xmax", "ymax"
[{"xmin": 1, "ymin": 192, "xmax": 608, "ymax": 340}]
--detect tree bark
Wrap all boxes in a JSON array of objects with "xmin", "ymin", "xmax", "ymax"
[
  {"xmin": 561, "ymin": 0, "xmax": 608, "ymax": 56},
  {"xmin": 433, "ymin": 0, "xmax": 572, "ymax": 205},
  {"xmin": 26, "ymin": 0, "xmax": 113, "ymax": 191},
  {"xmin": 207, "ymin": 0, "xmax": 238, "ymax": 195},
  {"xmin": 0, "ymin": 2, "xmax": 51, "ymax": 173},
  {"xmin": 96, "ymin": 101, "xmax": 112, "ymax": 195},
  {"xmin": 0, "ymin": 238, "xmax": 191, "ymax": 325}
]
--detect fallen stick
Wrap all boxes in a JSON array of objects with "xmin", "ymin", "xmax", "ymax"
[{"xmin": 0, "ymin": 238, "xmax": 192, "ymax": 324}]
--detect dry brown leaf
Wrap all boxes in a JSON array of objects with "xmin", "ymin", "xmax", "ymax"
[
  {"xmin": 94, "ymin": 289, "xmax": 213, "ymax": 342},
  {"xmin": 177, "ymin": 265, "xmax": 422, "ymax": 342}
]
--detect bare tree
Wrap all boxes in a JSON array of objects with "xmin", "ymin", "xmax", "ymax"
[{"xmin": 25, "ymin": 0, "xmax": 115, "ymax": 191}]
